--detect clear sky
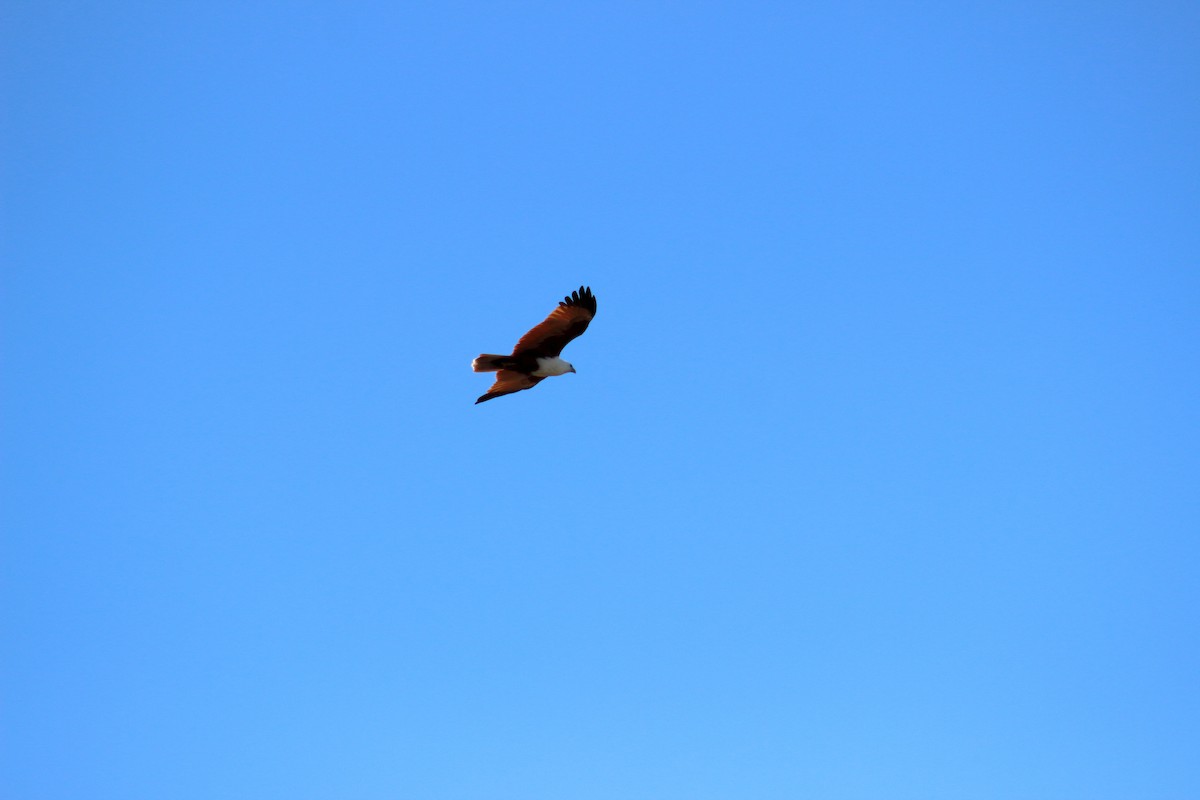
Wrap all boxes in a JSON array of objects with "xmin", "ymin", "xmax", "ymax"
[{"xmin": 3, "ymin": 2, "xmax": 1198, "ymax": 798}]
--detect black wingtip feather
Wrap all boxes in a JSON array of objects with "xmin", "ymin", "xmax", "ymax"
[{"xmin": 558, "ymin": 285, "xmax": 596, "ymax": 315}]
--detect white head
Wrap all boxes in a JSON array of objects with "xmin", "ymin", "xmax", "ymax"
[{"xmin": 533, "ymin": 356, "xmax": 576, "ymax": 377}]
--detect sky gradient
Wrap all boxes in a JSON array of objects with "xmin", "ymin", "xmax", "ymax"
[{"xmin": 3, "ymin": 3, "xmax": 1198, "ymax": 798}]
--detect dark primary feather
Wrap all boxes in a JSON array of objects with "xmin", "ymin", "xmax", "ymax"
[{"xmin": 561, "ymin": 286, "xmax": 597, "ymax": 316}]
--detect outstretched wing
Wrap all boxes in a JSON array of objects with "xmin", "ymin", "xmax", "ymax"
[
  {"xmin": 476, "ymin": 370, "xmax": 542, "ymax": 404},
  {"xmin": 512, "ymin": 286, "xmax": 597, "ymax": 358}
]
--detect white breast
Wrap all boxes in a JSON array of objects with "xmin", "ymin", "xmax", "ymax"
[{"xmin": 532, "ymin": 356, "xmax": 573, "ymax": 377}]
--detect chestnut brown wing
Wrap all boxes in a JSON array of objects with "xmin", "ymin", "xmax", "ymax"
[
  {"xmin": 475, "ymin": 370, "xmax": 541, "ymax": 404},
  {"xmin": 511, "ymin": 286, "xmax": 597, "ymax": 358}
]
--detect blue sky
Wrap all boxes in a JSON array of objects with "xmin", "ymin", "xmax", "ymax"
[{"xmin": 3, "ymin": 2, "xmax": 1198, "ymax": 798}]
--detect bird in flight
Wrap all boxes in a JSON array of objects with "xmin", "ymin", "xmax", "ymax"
[{"xmin": 472, "ymin": 286, "xmax": 597, "ymax": 404}]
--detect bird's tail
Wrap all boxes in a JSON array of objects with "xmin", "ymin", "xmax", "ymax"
[{"xmin": 472, "ymin": 354, "xmax": 515, "ymax": 372}]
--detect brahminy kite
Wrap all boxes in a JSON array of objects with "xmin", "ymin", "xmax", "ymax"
[{"xmin": 472, "ymin": 286, "xmax": 597, "ymax": 404}]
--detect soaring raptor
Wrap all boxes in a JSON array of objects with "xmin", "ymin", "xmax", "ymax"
[{"xmin": 472, "ymin": 286, "xmax": 597, "ymax": 404}]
